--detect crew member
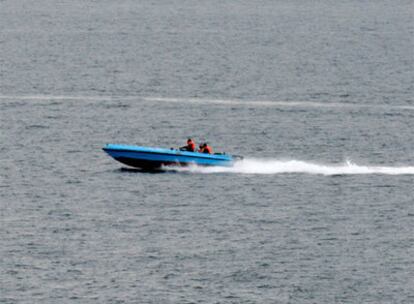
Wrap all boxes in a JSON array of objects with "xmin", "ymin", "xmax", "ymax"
[
  {"xmin": 198, "ymin": 143, "xmax": 213, "ymax": 154},
  {"xmin": 180, "ymin": 138, "xmax": 196, "ymax": 152}
]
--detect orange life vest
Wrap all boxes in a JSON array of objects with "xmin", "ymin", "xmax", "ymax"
[
  {"xmin": 200, "ymin": 145, "xmax": 212, "ymax": 154},
  {"xmin": 187, "ymin": 141, "xmax": 196, "ymax": 152}
]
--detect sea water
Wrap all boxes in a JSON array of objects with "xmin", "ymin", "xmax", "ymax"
[{"xmin": 1, "ymin": 1, "xmax": 413, "ymax": 303}]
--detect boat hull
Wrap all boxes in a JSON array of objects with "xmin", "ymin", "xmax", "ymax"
[{"xmin": 103, "ymin": 144, "xmax": 235, "ymax": 170}]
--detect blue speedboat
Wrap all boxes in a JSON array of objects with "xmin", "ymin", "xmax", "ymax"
[{"xmin": 103, "ymin": 144, "xmax": 241, "ymax": 170}]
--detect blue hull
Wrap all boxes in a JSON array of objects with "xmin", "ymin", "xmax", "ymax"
[{"xmin": 103, "ymin": 144, "xmax": 237, "ymax": 169}]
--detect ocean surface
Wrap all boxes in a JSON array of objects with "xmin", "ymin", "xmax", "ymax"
[{"xmin": 1, "ymin": 1, "xmax": 414, "ymax": 303}]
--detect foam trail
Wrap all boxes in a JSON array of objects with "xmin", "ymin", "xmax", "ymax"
[
  {"xmin": 165, "ymin": 159, "xmax": 414, "ymax": 176},
  {"xmin": 144, "ymin": 97, "xmax": 414, "ymax": 111},
  {"xmin": 1, "ymin": 95, "xmax": 413, "ymax": 110}
]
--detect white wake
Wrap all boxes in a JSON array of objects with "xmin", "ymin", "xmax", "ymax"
[
  {"xmin": 1, "ymin": 95, "xmax": 413, "ymax": 110},
  {"xmin": 165, "ymin": 159, "xmax": 414, "ymax": 176}
]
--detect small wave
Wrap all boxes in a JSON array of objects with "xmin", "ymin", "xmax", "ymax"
[{"xmin": 164, "ymin": 159, "xmax": 414, "ymax": 176}]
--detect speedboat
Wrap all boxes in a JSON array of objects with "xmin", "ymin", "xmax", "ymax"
[{"xmin": 103, "ymin": 144, "xmax": 242, "ymax": 170}]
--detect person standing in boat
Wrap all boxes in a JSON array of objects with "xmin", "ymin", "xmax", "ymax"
[
  {"xmin": 180, "ymin": 138, "xmax": 196, "ymax": 152},
  {"xmin": 198, "ymin": 143, "xmax": 213, "ymax": 154}
]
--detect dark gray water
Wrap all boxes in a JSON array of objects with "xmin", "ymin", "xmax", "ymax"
[{"xmin": 1, "ymin": 1, "xmax": 414, "ymax": 303}]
